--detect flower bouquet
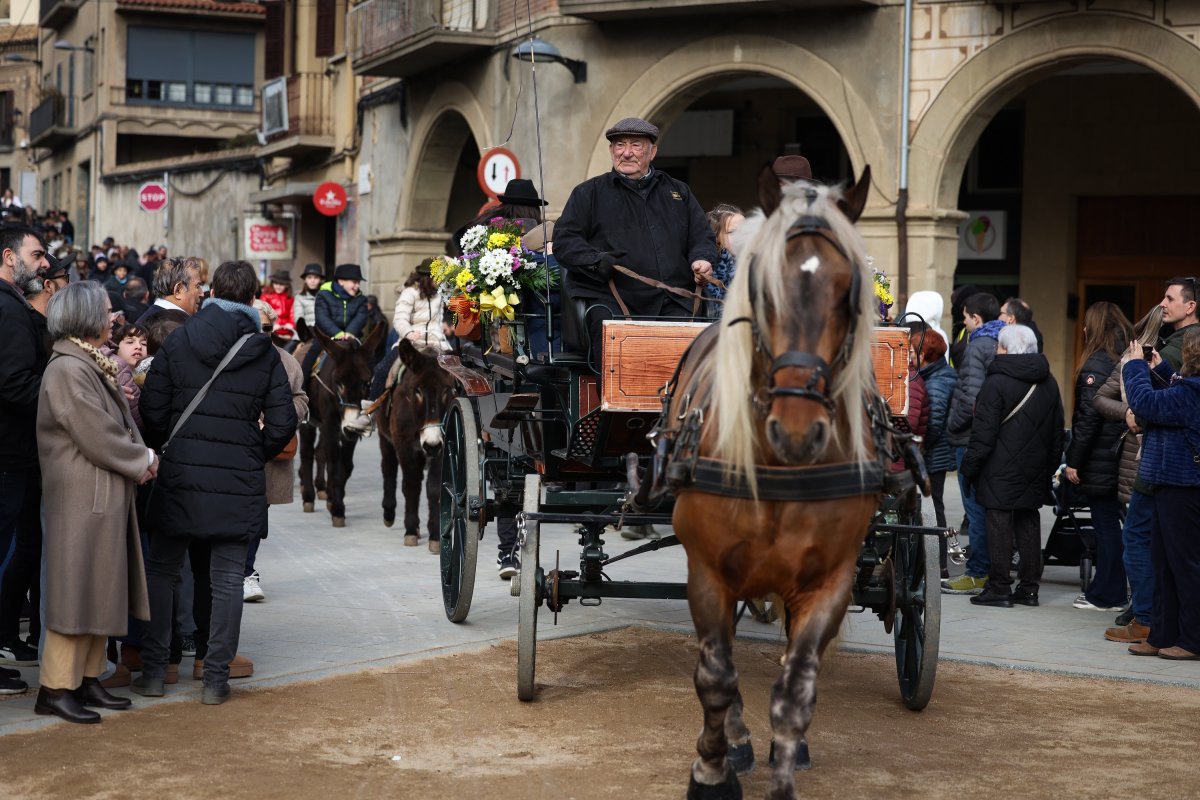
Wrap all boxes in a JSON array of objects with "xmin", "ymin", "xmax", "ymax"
[
  {"xmin": 432, "ymin": 218, "xmax": 558, "ymax": 343},
  {"xmin": 868, "ymin": 256, "xmax": 894, "ymax": 322}
]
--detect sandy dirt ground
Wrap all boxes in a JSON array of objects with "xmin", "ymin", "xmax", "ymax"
[{"xmin": 2, "ymin": 626, "xmax": 1197, "ymax": 800}]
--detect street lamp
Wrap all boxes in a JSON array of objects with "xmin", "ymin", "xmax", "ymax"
[
  {"xmin": 53, "ymin": 41, "xmax": 94, "ymax": 53},
  {"xmin": 4, "ymin": 54, "xmax": 42, "ymax": 65},
  {"xmin": 510, "ymin": 37, "xmax": 587, "ymax": 83}
]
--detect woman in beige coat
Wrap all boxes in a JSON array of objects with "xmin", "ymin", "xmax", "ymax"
[{"xmin": 37, "ymin": 281, "xmax": 154, "ymax": 724}]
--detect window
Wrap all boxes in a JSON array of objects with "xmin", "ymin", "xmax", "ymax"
[
  {"xmin": 264, "ymin": 1, "xmax": 285, "ymax": 80},
  {"xmin": 82, "ymin": 40, "xmax": 96, "ymax": 98},
  {"xmin": 315, "ymin": 0, "xmax": 336, "ymax": 57},
  {"xmin": 0, "ymin": 91, "xmax": 13, "ymax": 148},
  {"xmin": 125, "ymin": 27, "xmax": 256, "ymax": 109}
]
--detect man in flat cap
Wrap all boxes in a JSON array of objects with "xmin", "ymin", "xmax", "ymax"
[{"xmin": 554, "ymin": 116, "xmax": 717, "ymax": 364}]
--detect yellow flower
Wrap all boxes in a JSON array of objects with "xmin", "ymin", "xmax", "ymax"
[
  {"xmin": 455, "ymin": 269, "xmax": 475, "ymax": 289},
  {"xmin": 430, "ymin": 258, "xmax": 448, "ymax": 283},
  {"xmin": 479, "ymin": 285, "xmax": 520, "ymax": 320},
  {"xmin": 487, "ymin": 232, "xmax": 514, "ymax": 249}
]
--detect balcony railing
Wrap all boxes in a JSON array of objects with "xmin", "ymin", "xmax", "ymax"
[
  {"xmin": 29, "ymin": 94, "xmax": 76, "ymax": 150},
  {"xmin": 350, "ymin": 0, "xmax": 495, "ymax": 77}
]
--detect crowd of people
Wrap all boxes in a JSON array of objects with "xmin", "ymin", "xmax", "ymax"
[{"xmin": 3, "ymin": 121, "xmax": 1199, "ymax": 727}]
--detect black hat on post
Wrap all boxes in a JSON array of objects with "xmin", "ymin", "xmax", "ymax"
[
  {"xmin": 496, "ymin": 178, "xmax": 548, "ymax": 207},
  {"xmin": 301, "ymin": 263, "xmax": 325, "ymax": 278},
  {"xmin": 334, "ymin": 263, "xmax": 365, "ymax": 282}
]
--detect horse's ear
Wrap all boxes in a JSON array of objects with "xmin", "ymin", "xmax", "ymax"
[
  {"xmin": 362, "ymin": 320, "xmax": 387, "ymax": 353},
  {"xmin": 295, "ymin": 318, "xmax": 311, "ymax": 343},
  {"xmin": 836, "ymin": 165, "xmax": 871, "ymax": 224},
  {"xmin": 757, "ymin": 163, "xmax": 781, "ymax": 217}
]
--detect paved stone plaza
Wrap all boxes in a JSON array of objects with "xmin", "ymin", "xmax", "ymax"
[{"xmin": 2, "ymin": 446, "xmax": 1196, "ymax": 734}]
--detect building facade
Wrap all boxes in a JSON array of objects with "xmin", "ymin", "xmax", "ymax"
[
  {"xmin": 0, "ymin": 0, "xmax": 38, "ymax": 208},
  {"xmin": 348, "ymin": 0, "xmax": 1200, "ymax": 383}
]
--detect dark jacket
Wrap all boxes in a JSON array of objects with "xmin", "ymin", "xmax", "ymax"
[
  {"xmin": 315, "ymin": 281, "xmax": 368, "ymax": 339},
  {"xmin": 136, "ymin": 302, "xmax": 190, "ymax": 357},
  {"xmin": 1065, "ymin": 351, "xmax": 1122, "ymax": 496},
  {"xmin": 947, "ymin": 319, "xmax": 1004, "ymax": 446},
  {"xmin": 554, "ymin": 169, "xmax": 718, "ymax": 315},
  {"xmin": 1158, "ymin": 322, "xmax": 1197, "ymax": 372},
  {"xmin": 1123, "ymin": 359, "xmax": 1200, "ymax": 488},
  {"xmin": 961, "ymin": 353, "xmax": 1065, "ymax": 510},
  {"xmin": 0, "ymin": 278, "xmax": 48, "ymax": 470},
  {"xmin": 141, "ymin": 305, "xmax": 297, "ymax": 540},
  {"xmin": 919, "ymin": 357, "xmax": 958, "ymax": 473},
  {"xmin": 1092, "ymin": 361, "xmax": 1141, "ymax": 504}
]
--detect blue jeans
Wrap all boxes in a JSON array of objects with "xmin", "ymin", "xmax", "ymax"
[
  {"xmin": 1122, "ymin": 489, "xmax": 1155, "ymax": 624},
  {"xmin": 956, "ymin": 447, "xmax": 989, "ymax": 578},
  {"xmin": 1084, "ymin": 494, "xmax": 1127, "ymax": 608}
]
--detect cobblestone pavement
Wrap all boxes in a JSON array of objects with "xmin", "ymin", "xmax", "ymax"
[{"xmin": 2, "ymin": 447, "xmax": 1195, "ymax": 734}]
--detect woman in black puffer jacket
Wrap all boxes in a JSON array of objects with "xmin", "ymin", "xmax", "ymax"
[{"xmin": 1065, "ymin": 302, "xmax": 1133, "ymax": 611}]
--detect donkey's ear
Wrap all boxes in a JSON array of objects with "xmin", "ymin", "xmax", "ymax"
[
  {"xmin": 294, "ymin": 317, "xmax": 312, "ymax": 343},
  {"xmin": 362, "ymin": 320, "xmax": 387, "ymax": 353},
  {"xmin": 757, "ymin": 163, "xmax": 782, "ymax": 217},
  {"xmin": 836, "ymin": 165, "xmax": 871, "ymax": 224},
  {"xmin": 312, "ymin": 325, "xmax": 334, "ymax": 350},
  {"xmin": 395, "ymin": 337, "xmax": 418, "ymax": 368}
]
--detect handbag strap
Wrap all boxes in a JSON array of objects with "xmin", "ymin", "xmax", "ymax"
[
  {"xmin": 162, "ymin": 333, "xmax": 254, "ymax": 452},
  {"xmin": 1002, "ymin": 383, "xmax": 1038, "ymax": 425}
]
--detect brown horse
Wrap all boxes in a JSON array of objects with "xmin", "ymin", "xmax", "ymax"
[
  {"xmin": 375, "ymin": 340, "xmax": 457, "ymax": 549},
  {"xmin": 299, "ymin": 324, "xmax": 385, "ymax": 527},
  {"xmin": 667, "ymin": 168, "xmax": 880, "ymax": 800}
]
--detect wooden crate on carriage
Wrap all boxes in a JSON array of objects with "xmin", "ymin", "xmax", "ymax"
[
  {"xmin": 601, "ymin": 320, "xmax": 709, "ymax": 411},
  {"xmin": 872, "ymin": 326, "xmax": 910, "ymax": 417}
]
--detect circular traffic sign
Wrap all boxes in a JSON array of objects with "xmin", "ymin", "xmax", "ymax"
[
  {"xmin": 313, "ymin": 182, "xmax": 347, "ymax": 217},
  {"xmin": 477, "ymin": 147, "xmax": 520, "ymax": 197},
  {"xmin": 138, "ymin": 181, "xmax": 168, "ymax": 213}
]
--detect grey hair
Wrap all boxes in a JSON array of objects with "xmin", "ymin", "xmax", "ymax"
[
  {"xmin": 152, "ymin": 257, "xmax": 195, "ymax": 299},
  {"xmin": 47, "ymin": 281, "xmax": 109, "ymax": 341},
  {"xmin": 998, "ymin": 323, "xmax": 1038, "ymax": 355}
]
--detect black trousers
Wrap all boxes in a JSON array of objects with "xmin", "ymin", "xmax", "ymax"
[
  {"xmin": 985, "ymin": 508, "xmax": 1043, "ymax": 595},
  {"xmin": 0, "ymin": 472, "xmax": 41, "ymax": 644},
  {"xmin": 1149, "ymin": 487, "xmax": 1200, "ymax": 652}
]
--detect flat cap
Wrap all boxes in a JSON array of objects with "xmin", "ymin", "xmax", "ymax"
[
  {"xmin": 605, "ymin": 117, "xmax": 659, "ymax": 143},
  {"xmin": 772, "ymin": 155, "xmax": 813, "ymax": 182},
  {"xmin": 522, "ymin": 221, "xmax": 555, "ymax": 253}
]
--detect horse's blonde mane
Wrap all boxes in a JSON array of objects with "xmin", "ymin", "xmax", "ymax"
[{"xmin": 698, "ymin": 181, "xmax": 876, "ymax": 488}]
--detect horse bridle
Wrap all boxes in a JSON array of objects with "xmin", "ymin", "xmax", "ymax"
[{"xmin": 727, "ymin": 196, "xmax": 862, "ymax": 416}]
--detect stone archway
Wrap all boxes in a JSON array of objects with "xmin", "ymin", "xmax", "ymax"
[{"xmin": 908, "ymin": 14, "xmax": 1200, "ymax": 214}]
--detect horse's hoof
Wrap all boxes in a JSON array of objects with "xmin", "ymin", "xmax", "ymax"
[
  {"xmin": 332, "ymin": 517, "xmax": 346, "ymax": 528},
  {"xmin": 768, "ymin": 739, "xmax": 811, "ymax": 771},
  {"xmin": 383, "ymin": 516, "xmax": 394, "ymax": 528},
  {"xmin": 317, "ymin": 490, "xmax": 328, "ymax": 500},
  {"xmin": 728, "ymin": 741, "xmax": 755, "ymax": 775},
  {"xmin": 403, "ymin": 534, "xmax": 419, "ymax": 546},
  {"xmin": 428, "ymin": 539, "xmax": 441, "ymax": 555},
  {"xmin": 302, "ymin": 502, "xmax": 314, "ymax": 513},
  {"xmin": 687, "ymin": 765, "xmax": 742, "ymax": 800}
]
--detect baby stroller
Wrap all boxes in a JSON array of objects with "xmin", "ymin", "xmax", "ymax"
[{"xmin": 1042, "ymin": 466, "xmax": 1100, "ymax": 592}]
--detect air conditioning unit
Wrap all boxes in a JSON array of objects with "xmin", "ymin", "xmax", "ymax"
[{"xmin": 261, "ymin": 77, "xmax": 288, "ymax": 138}]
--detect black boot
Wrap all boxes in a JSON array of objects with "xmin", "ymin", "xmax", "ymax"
[
  {"xmin": 77, "ymin": 677, "xmax": 133, "ymax": 710},
  {"xmin": 34, "ymin": 687, "xmax": 101, "ymax": 724}
]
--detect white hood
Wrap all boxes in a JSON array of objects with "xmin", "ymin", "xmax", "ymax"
[{"xmin": 903, "ymin": 291, "xmax": 949, "ymax": 357}]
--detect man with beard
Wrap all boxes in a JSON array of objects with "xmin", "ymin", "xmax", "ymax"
[{"xmin": 0, "ymin": 225, "xmax": 51, "ymax": 693}]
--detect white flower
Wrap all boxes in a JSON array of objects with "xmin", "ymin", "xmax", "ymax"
[
  {"xmin": 477, "ymin": 248, "xmax": 519, "ymax": 288},
  {"xmin": 459, "ymin": 225, "xmax": 487, "ymax": 254}
]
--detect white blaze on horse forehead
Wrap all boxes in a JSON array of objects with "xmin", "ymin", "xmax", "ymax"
[{"xmin": 800, "ymin": 256, "xmax": 821, "ymax": 274}]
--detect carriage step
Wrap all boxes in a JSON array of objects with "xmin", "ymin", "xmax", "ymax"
[{"xmin": 489, "ymin": 393, "xmax": 540, "ymax": 429}]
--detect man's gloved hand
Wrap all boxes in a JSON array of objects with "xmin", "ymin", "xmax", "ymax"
[{"xmin": 590, "ymin": 251, "xmax": 627, "ymax": 282}]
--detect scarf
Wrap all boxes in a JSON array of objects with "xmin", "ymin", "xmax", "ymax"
[
  {"xmin": 203, "ymin": 296, "xmax": 261, "ymax": 327},
  {"xmin": 69, "ymin": 337, "xmax": 120, "ymax": 391},
  {"xmin": 969, "ymin": 318, "xmax": 1006, "ymax": 342}
]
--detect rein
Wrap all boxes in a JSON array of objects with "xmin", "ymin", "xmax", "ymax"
[{"xmin": 606, "ymin": 263, "xmax": 725, "ymax": 319}]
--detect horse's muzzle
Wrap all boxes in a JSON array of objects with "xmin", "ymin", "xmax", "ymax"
[
  {"xmin": 767, "ymin": 416, "xmax": 830, "ymax": 465},
  {"xmin": 420, "ymin": 423, "xmax": 443, "ymax": 455}
]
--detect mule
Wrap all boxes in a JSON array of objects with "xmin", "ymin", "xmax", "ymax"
[
  {"xmin": 375, "ymin": 340, "xmax": 457, "ymax": 549},
  {"xmin": 299, "ymin": 324, "xmax": 386, "ymax": 527},
  {"xmin": 666, "ymin": 167, "xmax": 884, "ymax": 800}
]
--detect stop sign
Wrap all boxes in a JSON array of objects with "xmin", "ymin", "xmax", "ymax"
[
  {"xmin": 138, "ymin": 182, "xmax": 168, "ymax": 213},
  {"xmin": 313, "ymin": 182, "xmax": 347, "ymax": 216}
]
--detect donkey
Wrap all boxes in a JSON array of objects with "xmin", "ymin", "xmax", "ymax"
[
  {"xmin": 375, "ymin": 339, "xmax": 457, "ymax": 550},
  {"xmin": 299, "ymin": 323, "xmax": 386, "ymax": 527}
]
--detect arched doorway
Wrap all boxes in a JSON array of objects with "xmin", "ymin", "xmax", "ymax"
[
  {"xmin": 406, "ymin": 110, "xmax": 482, "ymax": 238},
  {"xmin": 644, "ymin": 73, "xmax": 851, "ymax": 213}
]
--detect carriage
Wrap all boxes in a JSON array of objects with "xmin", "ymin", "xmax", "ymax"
[{"xmin": 435, "ymin": 301, "xmax": 942, "ymax": 711}]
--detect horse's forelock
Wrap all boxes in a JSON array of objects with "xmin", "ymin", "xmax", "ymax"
[{"xmin": 699, "ymin": 182, "xmax": 875, "ymax": 488}]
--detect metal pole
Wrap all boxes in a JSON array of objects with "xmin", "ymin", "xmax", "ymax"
[
  {"xmin": 163, "ymin": 169, "xmax": 170, "ymax": 233},
  {"xmin": 897, "ymin": 0, "xmax": 914, "ymax": 306}
]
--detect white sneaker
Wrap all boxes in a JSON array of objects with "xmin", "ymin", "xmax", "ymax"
[
  {"xmin": 243, "ymin": 571, "xmax": 265, "ymax": 603},
  {"xmin": 343, "ymin": 412, "xmax": 376, "ymax": 435},
  {"xmin": 1072, "ymin": 593, "xmax": 1122, "ymax": 611}
]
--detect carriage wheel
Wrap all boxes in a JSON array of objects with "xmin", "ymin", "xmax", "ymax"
[
  {"xmin": 893, "ymin": 531, "xmax": 941, "ymax": 711},
  {"xmin": 439, "ymin": 397, "xmax": 482, "ymax": 623},
  {"xmin": 1079, "ymin": 555, "xmax": 1094, "ymax": 594},
  {"xmin": 517, "ymin": 473, "xmax": 542, "ymax": 702}
]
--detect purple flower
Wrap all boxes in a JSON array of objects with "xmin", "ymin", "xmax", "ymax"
[{"xmin": 489, "ymin": 216, "xmax": 506, "ymax": 226}]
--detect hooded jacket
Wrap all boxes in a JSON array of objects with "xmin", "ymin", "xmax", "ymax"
[
  {"xmin": 315, "ymin": 280, "xmax": 368, "ymax": 339},
  {"xmin": 946, "ymin": 318, "xmax": 1004, "ymax": 446},
  {"xmin": 1065, "ymin": 351, "xmax": 1123, "ymax": 496},
  {"xmin": 1123, "ymin": 359, "xmax": 1200, "ymax": 488},
  {"xmin": 140, "ymin": 304, "xmax": 297, "ymax": 539},
  {"xmin": 961, "ymin": 353, "xmax": 1064, "ymax": 510},
  {"xmin": 903, "ymin": 291, "xmax": 949, "ymax": 354},
  {"xmin": 919, "ymin": 357, "xmax": 958, "ymax": 473}
]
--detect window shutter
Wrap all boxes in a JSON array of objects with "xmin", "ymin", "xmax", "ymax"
[
  {"xmin": 264, "ymin": 0, "xmax": 285, "ymax": 80},
  {"xmin": 315, "ymin": 0, "xmax": 336, "ymax": 58}
]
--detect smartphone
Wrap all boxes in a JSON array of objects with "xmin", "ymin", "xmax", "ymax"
[{"xmin": 1142, "ymin": 344, "xmax": 1154, "ymax": 361}]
